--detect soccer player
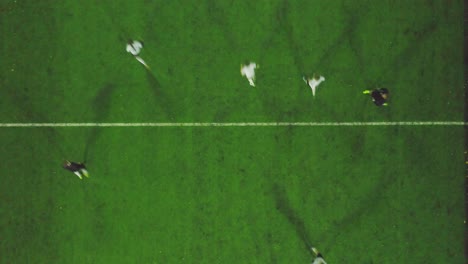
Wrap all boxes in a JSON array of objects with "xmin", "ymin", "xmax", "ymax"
[
  {"xmin": 126, "ymin": 40, "xmax": 150, "ymax": 69},
  {"xmin": 311, "ymin": 247, "xmax": 327, "ymax": 264},
  {"xmin": 63, "ymin": 160, "xmax": 89, "ymax": 180},
  {"xmin": 303, "ymin": 75, "xmax": 325, "ymax": 97},
  {"xmin": 240, "ymin": 62, "xmax": 258, "ymax": 87},
  {"xmin": 363, "ymin": 88, "xmax": 389, "ymax": 106}
]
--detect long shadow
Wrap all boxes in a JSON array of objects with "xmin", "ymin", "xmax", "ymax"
[
  {"xmin": 376, "ymin": 20, "xmax": 438, "ymax": 83},
  {"xmin": 275, "ymin": 1, "xmax": 370, "ymax": 75},
  {"xmin": 205, "ymin": 0, "xmax": 237, "ymax": 50},
  {"xmin": 275, "ymin": 0, "xmax": 306, "ymax": 73},
  {"xmin": 256, "ymin": 1, "xmax": 367, "ymax": 121},
  {"xmin": 7, "ymin": 83, "xmax": 67, "ymax": 159},
  {"xmin": 310, "ymin": 2, "xmax": 370, "ymax": 74},
  {"xmin": 263, "ymin": 1, "xmax": 439, "ymax": 121},
  {"xmin": 272, "ymin": 168, "xmax": 397, "ymax": 256},
  {"xmin": 98, "ymin": 1, "xmax": 132, "ymax": 43},
  {"xmin": 83, "ymin": 83, "xmax": 116, "ymax": 164},
  {"xmin": 323, "ymin": 170, "xmax": 397, "ymax": 247},
  {"xmin": 272, "ymin": 183, "xmax": 313, "ymax": 251},
  {"xmin": 145, "ymin": 70, "xmax": 177, "ymax": 119},
  {"xmin": 275, "ymin": 0, "xmax": 438, "ymax": 85}
]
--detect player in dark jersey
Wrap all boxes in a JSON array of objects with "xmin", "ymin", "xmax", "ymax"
[
  {"xmin": 363, "ymin": 88, "xmax": 389, "ymax": 106},
  {"xmin": 63, "ymin": 160, "xmax": 89, "ymax": 179}
]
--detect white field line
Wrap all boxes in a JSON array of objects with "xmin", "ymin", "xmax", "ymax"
[{"xmin": 0, "ymin": 121, "xmax": 466, "ymax": 127}]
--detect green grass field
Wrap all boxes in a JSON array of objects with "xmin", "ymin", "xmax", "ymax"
[{"xmin": 0, "ymin": 0, "xmax": 465, "ymax": 263}]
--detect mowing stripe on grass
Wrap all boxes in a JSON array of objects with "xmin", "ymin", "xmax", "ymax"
[{"xmin": 0, "ymin": 121, "xmax": 466, "ymax": 127}]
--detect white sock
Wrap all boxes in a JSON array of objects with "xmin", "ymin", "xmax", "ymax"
[
  {"xmin": 135, "ymin": 56, "xmax": 150, "ymax": 69},
  {"xmin": 74, "ymin": 171, "xmax": 82, "ymax": 179},
  {"xmin": 81, "ymin": 169, "xmax": 89, "ymax": 178}
]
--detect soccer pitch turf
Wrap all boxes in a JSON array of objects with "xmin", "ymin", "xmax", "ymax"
[{"xmin": 0, "ymin": 0, "xmax": 466, "ymax": 263}]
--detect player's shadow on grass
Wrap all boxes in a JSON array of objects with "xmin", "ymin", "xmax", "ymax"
[
  {"xmin": 377, "ymin": 20, "xmax": 438, "ymax": 83},
  {"xmin": 83, "ymin": 83, "xmax": 116, "ymax": 164},
  {"xmin": 274, "ymin": 0, "xmax": 305, "ymax": 72},
  {"xmin": 272, "ymin": 0, "xmax": 368, "ymax": 76},
  {"xmin": 145, "ymin": 71, "xmax": 177, "ymax": 119},
  {"xmin": 272, "ymin": 183, "xmax": 313, "ymax": 251},
  {"xmin": 8, "ymin": 84, "xmax": 67, "ymax": 159}
]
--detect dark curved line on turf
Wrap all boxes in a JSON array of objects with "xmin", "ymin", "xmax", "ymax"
[
  {"xmin": 272, "ymin": 183, "xmax": 313, "ymax": 252},
  {"xmin": 256, "ymin": 1, "xmax": 367, "ymax": 122},
  {"xmin": 99, "ymin": 1, "xmax": 132, "ymax": 43},
  {"xmin": 275, "ymin": 0, "xmax": 304, "ymax": 72},
  {"xmin": 83, "ymin": 83, "xmax": 116, "ymax": 164},
  {"xmin": 145, "ymin": 71, "xmax": 178, "ymax": 119},
  {"xmin": 204, "ymin": 0, "xmax": 237, "ymax": 50},
  {"xmin": 376, "ymin": 20, "xmax": 438, "ymax": 85},
  {"xmin": 324, "ymin": 168, "xmax": 398, "ymax": 248},
  {"xmin": 6, "ymin": 82, "xmax": 67, "ymax": 159}
]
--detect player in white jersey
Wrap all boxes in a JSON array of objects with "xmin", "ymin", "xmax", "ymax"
[
  {"xmin": 310, "ymin": 247, "xmax": 327, "ymax": 264},
  {"xmin": 240, "ymin": 62, "xmax": 258, "ymax": 87},
  {"xmin": 303, "ymin": 75, "xmax": 325, "ymax": 97},
  {"xmin": 126, "ymin": 40, "xmax": 149, "ymax": 69}
]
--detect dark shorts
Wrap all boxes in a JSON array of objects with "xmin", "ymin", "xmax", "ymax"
[
  {"xmin": 371, "ymin": 89, "xmax": 387, "ymax": 106},
  {"xmin": 63, "ymin": 162, "xmax": 85, "ymax": 172}
]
